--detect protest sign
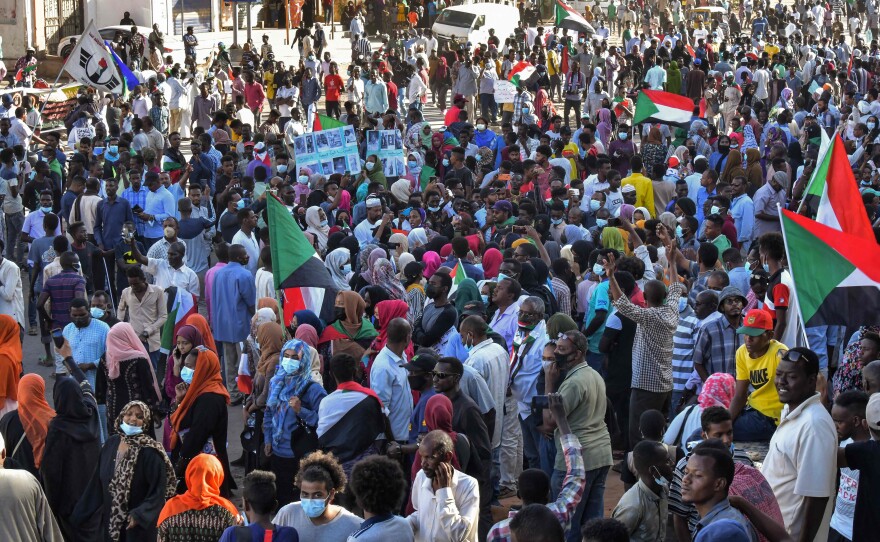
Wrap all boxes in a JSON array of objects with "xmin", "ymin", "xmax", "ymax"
[
  {"xmin": 293, "ymin": 125, "xmax": 361, "ymax": 176},
  {"xmin": 366, "ymin": 130, "xmax": 407, "ymax": 177},
  {"xmin": 494, "ymin": 80, "xmax": 517, "ymax": 103}
]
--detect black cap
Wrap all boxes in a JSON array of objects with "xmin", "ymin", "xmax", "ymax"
[
  {"xmin": 403, "ymin": 352, "xmax": 437, "ymax": 372},
  {"xmin": 461, "ymin": 300, "xmax": 486, "ymax": 317}
]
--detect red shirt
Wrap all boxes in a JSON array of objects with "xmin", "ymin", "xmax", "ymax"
[
  {"xmin": 386, "ymin": 81, "xmax": 399, "ymax": 111},
  {"xmin": 324, "ymin": 74, "xmax": 344, "ymax": 102},
  {"xmin": 244, "ymin": 82, "xmax": 266, "ymax": 111}
]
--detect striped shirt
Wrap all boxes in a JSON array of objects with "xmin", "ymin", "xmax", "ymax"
[
  {"xmin": 613, "ymin": 282, "xmax": 684, "ymax": 393},
  {"xmin": 488, "ymin": 434, "xmax": 586, "ymax": 542},
  {"xmin": 355, "ymin": 38, "xmax": 372, "ymax": 59},
  {"xmin": 43, "ymin": 271, "xmax": 87, "ymax": 328},
  {"xmin": 693, "ymin": 316, "xmax": 742, "ymax": 377},
  {"xmin": 672, "ymin": 304, "xmax": 701, "ymax": 393}
]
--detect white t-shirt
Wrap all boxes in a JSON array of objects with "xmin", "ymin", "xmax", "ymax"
[
  {"xmin": 762, "ymin": 393, "xmax": 836, "ymax": 542},
  {"xmin": 829, "ymin": 437, "xmax": 858, "ymax": 540},
  {"xmin": 275, "ymin": 85, "xmax": 299, "ymax": 117}
]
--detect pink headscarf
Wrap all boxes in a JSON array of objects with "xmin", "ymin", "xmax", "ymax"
[
  {"xmin": 423, "ymin": 251, "xmax": 441, "ymax": 278},
  {"xmin": 337, "ymin": 189, "xmax": 352, "ymax": 212},
  {"xmin": 295, "ymin": 324, "xmax": 319, "ymax": 349},
  {"xmin": 698, "ymin": 373, "xmax": 736, "ymax": 410},
  {"xmin": 105, "ymin": 322, "xmax": 161, "ymax": 398},
  {"xmin": 597, "ymin": 108, "xmax": 612, "ymax": 149}
]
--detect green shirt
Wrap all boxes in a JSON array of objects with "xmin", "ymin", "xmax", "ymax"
[
  {"xmin": 711, "ymin": 234, "xmax": 732, "ymax": 253},
  {"xmin": 554, "ymin": 363, "xmax": 613, "ymax": 471}
]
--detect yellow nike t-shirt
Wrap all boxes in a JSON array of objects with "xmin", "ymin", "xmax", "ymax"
[{"xmin": 736, "ymin": 340, "xmax": 787, "ymax": 423}]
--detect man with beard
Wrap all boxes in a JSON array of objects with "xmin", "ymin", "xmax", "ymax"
[
  {"xmin": 694, "ymin": 286, "xmax": 747, "ymax": 381},
  {"xmin": 407, "ymin": 430, "xmax": 480, "ymax": 542}
]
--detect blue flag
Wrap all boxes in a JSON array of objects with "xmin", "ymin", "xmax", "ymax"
[{"xmin": 104, "ymin": 40, "xmax": 139, "ymax": 93}]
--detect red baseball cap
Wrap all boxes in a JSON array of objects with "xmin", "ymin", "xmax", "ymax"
[{"xmin": 737, "ymin": 309, "xmax": 773, "ymax": 336}]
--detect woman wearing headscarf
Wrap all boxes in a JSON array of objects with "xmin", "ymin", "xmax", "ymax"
[
  {"xmin": 295, "ymin": 324, "xmax": 324, "ymax": 386},
  {"xmin": 0, "ymin": 314, "xmax": 22, "ymax": 417},
  {"xmin": 324, "ymin": 247, "xmax": 352, "ymax": 292},
  {"xmin": 318, "ymin": 291, "xmax": 378, "ymax": 361},
  {"xmin": 663, "ymin": 373, "xmax": 736, "ymax": 447},
  {"xmin": 390, "ymin": 178, "xmax": 413, "ymax": 206},
  {"xmin": 304, "ymin": 206, "xmax": 331, "ymax": 255},
  {"xmin": 422, "ymin": 250, "xmax": 441, "ymax": 278},
  {"xmin": 250, "ymin": 322, "xmax": 284, "ymax": 411},
  {"xmin": 596, "ymin": 108, "xmax": 613, "ymax": 150},
  {"xmin": 673, "ymin": 145, "xmax": 693, "ymax": 177},
  {"xmin": 388, "ymin": 232, "xmax": 409, "ymax": 268},
  {"xmin": 517, "ymin": 261, "xmax": 556, "ymax": 316},
  {"xmin": 408, "ymin": 225, "xmax": 428, "ymax": 248},
  {"xmin": 744, "ymin": 147, "xmax": 764, "ymax": 194},
  {"xmin": 263, "ymin": 338, "xmax": 327, "ymax": 506},
  {"xmin": 42, "ymin": 374, "xmax": 102, "ymax": 539},
  {"xmin": 362, "ymin": 299, "xmax": 414, "ymax": 387},
  {"xmin": 641, "ymin": 124, "xmax": 668, "ymax": 175},
  {"xmin": 719, "ymin": 148, "xmax": 745, "ymax": 184},
  {"xmin": 546, "ymin": 313, "xmax": 578, "ymax": 338},
  {"xmin": 409, "ymin": 395, "xmax": 467, "ymax": 481},
  {"xmin": 709, "ymin": 134, "xmax": 731, "ymax": 173},
  {"xmin": 600, "ymin": 226, "xmax": 627, "ymax": 254},
  {"xmin": 453, "ymin": 278, "xmax": 482, "ymax": 314},
  {"xmin": 481, "ymin": 248, "xmax": 503, "ymax": 280},
  {"xmin": 184, "ymin": 314, "xmax": 217, "ymax": 354},
  {"xmin": 169, "ymin": 347, "xmax": 235, "ymax": 497},
  {"xmin": 401, "ymin": 260, "xmax": 426, "ymax": 325},
  {"xmin": 0, "ymin": 374, "xmax": 55, "ymax": 479},
  {"xmin": 72, "ymin": 400, "xmax": 177, "ymax": 542},
  {"xmin": 156, "ymin": 454, "xmax": 240, "ymax": 542},
  {"xmin": 162, "ymin": 324, "xmax": 205, "ymax": 450},
  {"xmin": 351, "ymin": 244, "xmax": 383, "ymax": 292},
  {"xmin": 370, "ymin": 258, "xmax": 406, "ymax": 300},
  {"xmin": 666, "ymin": 60, "xmax": 682, "ymax": 95},
  {"xmin": 98, "ymin": 323, "xmax": 162, "ymax": 434}
]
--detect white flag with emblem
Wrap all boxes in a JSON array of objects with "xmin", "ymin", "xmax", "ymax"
[{"xmin": 62, "ymin": 20, "xmax": 124, "ymax": 94}]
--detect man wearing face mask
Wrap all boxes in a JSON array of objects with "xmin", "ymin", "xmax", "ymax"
[
  {"xmin": 544, "ymin": 330, "xmax": 613, "ymax": 539},
  {"xmin": 90, "ymin": 290, "xmax": 119, "ymax": 327},
  {"xmin": 62, "ymin": 297, "xmax": 110, "ymax": 436},
  {"xmin": 611, "ymin": 440, "xmax": 674, "ymax": 542}
]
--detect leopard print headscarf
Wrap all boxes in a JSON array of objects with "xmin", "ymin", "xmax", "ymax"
[{"xmin": 107, "ymin": 401, "xmax": 177, "ymax": 542}]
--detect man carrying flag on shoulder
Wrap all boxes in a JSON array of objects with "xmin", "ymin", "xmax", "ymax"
[{"xmin": 14, "ymin": 48, "xmax": 38, "ymax": 87}]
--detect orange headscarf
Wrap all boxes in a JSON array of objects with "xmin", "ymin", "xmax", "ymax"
[
  {"xmin": 169, "ymin": 348, "xmax": 229, "ymax": 448},
  {"xmin": 0, "ymin": 315, "xmax": 22, "ymax": 404},
  {"xmin": 156, "ymin": 453, "xmax": 239, "ymax": 525},
  {"xmin": 17, "ymin": 374, "xmax": 55, "ymax": 468},
  {"xmin": 185, "ymin": 314, "xmax": 217, "ymax": 355}
]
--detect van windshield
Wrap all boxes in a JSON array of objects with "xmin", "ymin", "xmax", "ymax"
[{"xmin": 435, "ymin": 10, "xmax": 476, "ymax": 28}]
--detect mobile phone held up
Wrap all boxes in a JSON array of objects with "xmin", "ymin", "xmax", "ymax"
[
  {"xmin": 531, "ymin": 395, "xmax": 549, "ymax": 410},
  {"xmin": 52, "ymin": 329, "xmax": 64, "ymax": 349}
]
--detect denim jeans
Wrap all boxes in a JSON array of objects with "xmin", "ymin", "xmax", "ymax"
[
  {"xmin": 519, "ymin": 414, "xmax": 556, "ymax": 479},
  {"xmin": 552, "ymin": 464, "xmax": 610, "ymax": 542},
  {"xmin": 806, "ymin": 325, "xmax": 841, "ymax": 379},
  {"xmin": 479, "ymin": 92, "xmax": 497, "ymax": 122},
  {"xmin": 733, "ymin": 408, "xmax": 777, "ymax": 441},
  {"xmin": 586, "ymin": 351, "xmax": 606, "ymax": 379}
]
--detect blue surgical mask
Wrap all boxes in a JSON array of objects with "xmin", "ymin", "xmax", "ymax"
[
  {"xmin": 676, "ymin": 225, "xmax": 683, "ymax": 238},
  {"xmin": 180, "ymin": 366, "xmax": 195, "ymax": 384},
  {"xmin": 301, "ymin": 497, "xmax": 328, "ymax": 518},
  {"xmin": 481, "ymin": 294, "xmax": 489, "ymax": 304},
  {"xmin": 40, "ymin": 206, "xmax": 53, "ymax": 214},
  {"xmin": 236, "ymin": 199, "xmax": 246, "ymax": 209},
  {"xmin": 277, "ymin": 164, "xmax": 288, "ymax": 173},
  {"xmin": 763, "ymin": 263, "xmax": 770, "ymax": 273},
  {"xmin": 521, "ymin": 107, "xmax": 529, "ymax": 114},
  {"xmin": 428, "ymin": 205, "xmax": 441, "ymax": 212},
  {"xmin": 298, "ymin": 175, "xmax": 309, "ymax": 184},
  {"xmin": 365, "ymin": 161, "xmax": 375, "ymax": 171},
  {"xmin": 593, "ymin": 263, "xmax": 605, "ymax": 276},
  {"xmin": 281, "ymin": 356, "xmax": 301, "ymax": 374},
  {"xmin": 653, "ymin": 473, "xmax": 670, "ymax": 489},
  {"xmin": 342, "ymin": 263, "xmax": 352, "ymax": 275},
  {"xmin": 496, "ymin": 272, "xmax": 509, "ymax": 284},
  {"xmin": 869, "ymin": 122, "xmax": 877, "ymax": 130},
  {"xmin": 589, "ymin": 200, "xmax": 602, "ymax": 212},
  {"xmin": 618, "ymin": 132, "xmax": 628, "ymax": 140},
  {"xmin": 109, "ymin": 145, "xmax": 119, "ymax": 154},
  {"xmin": 90, "ymin": 307, "xmax": 105, "ymax": 319},
  {"xmin": 320, "ymin": 219, "xmax": 328, "ymax": 227},
  {"xmin": 551, "ymin": 218, "xmax": 563, "ymax": 225},
  {"xmin": 120, "ymin": 421, "xmax": 143, "ymax": 436},
  {"xmin": 442, "ymin": 158, "xmax": 450, "ymax": 167},
  {"xmin": 408, "ymin": 160, "xmax": 418, "ymax": 169},
  {"xmin": 595, "ymin": 218, "xmax": 608, "ymax": 228},
  {"xmin": 678, "ymin": 297, "xmax": 688, "ymax": 312}
]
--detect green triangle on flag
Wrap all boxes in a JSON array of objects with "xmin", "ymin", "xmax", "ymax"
[
  {"xmin": 780, "ymin": 209, "xmax": 880, "ymax": 327},
  {"xmin": 805, "ymin": 128, "xmax": 832, "ymax": 198},
  {"xmin": 268, "ymin": 193, "xmax": 323, "ymax": 290},
  {"xmin": 314, "ymin": 113, "xmax": 346, "ymax": 132},
  {"xmin": 448, "ymin": 259, "xmax": 467, "ymax": 297}
]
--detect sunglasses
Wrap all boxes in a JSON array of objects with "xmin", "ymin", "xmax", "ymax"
[
  {"xmin": 780, "ymin": 349, "xmax": 807, "ymax": 363},
  {"xmin": 431, "ymin": 371, "xmax": 457, "ymax": 379}
]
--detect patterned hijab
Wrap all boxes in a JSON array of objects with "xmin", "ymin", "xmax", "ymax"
[
  {"xmin": 108, "ymin": 400, "xmax": 177, "ymax": 542},
  {"xmin": 266, "ymin": 339, "xmax": 315, "ymax": 448}
]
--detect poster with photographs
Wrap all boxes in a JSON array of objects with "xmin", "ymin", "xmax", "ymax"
[
  {"xmin": 293, "ymin": 126, "xmax": 361, "ymax": 177},
  {"xmin": 366, "ymin": 130, "xmax": 406, "ymax": 177}
]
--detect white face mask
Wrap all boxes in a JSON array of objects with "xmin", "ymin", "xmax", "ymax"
[{"xmin": 710, "ymin": 205, "xmax": 721, "ymax": 215}]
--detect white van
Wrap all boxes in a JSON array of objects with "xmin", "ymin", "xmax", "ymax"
[{"xmin": 432, "ymin": 2, "xmax": 520, "ymax": 48}]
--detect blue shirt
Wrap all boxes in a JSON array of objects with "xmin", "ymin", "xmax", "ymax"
[
  {"xmin": 370, "ymin": 346, "xmax": 413, "ymax": 441},
  {"xmin": 729, "ymin": 194, "xmax": 754, "ymax": 243},
  {"xmin": 120, "ymin": 185, "xmax": 149, "ymax": 237},
  {"xmin": 695, "ymin": 186, "xmax": 716, "ymax": 223},
  {"xmin": 443, "ymin": 257, "xmax": 484, "ymax": 281},
  {"xmin": 63, "ymin": 318, "xmax": 110, "ymax": 387},
  {"xmin": 408, "ymin": 388, "xmax": 436, "ymax": 444},
  {"xmin": 219, "ymin": 523, "xmax": 299, "ymax": 542},
  {"xmin": 166, "ymin": 183, "xmax": 185, "ymax": 219},
  {"xmin": 94, "ymin": 196, "xmax": 134, "ymax": 250},
  {"xmin": 727, "ymin": 267, "xmax": 751, "ymax": 299},
  {"xmin": 60, "ymin": 190, "xmax": 77, "ymax": 225},
  {"xmin": 211, "ymin": 262, "xmax": 256, "ymax": 342},
  {"xmin": 143, "ymin": 186, "xmax": 177, "ymax": 238},
  {"xmin": 190, "ymin": 153, "xmax": 216, "ymax": 192}
]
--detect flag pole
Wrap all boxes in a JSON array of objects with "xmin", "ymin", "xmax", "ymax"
[
  {"xmin": 775, "ymin": 204, "xmax": 811, "ymax": 350},
  {"xmin": 796, "ymin": 129, "xmax": 832, "ymax": 214}
]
